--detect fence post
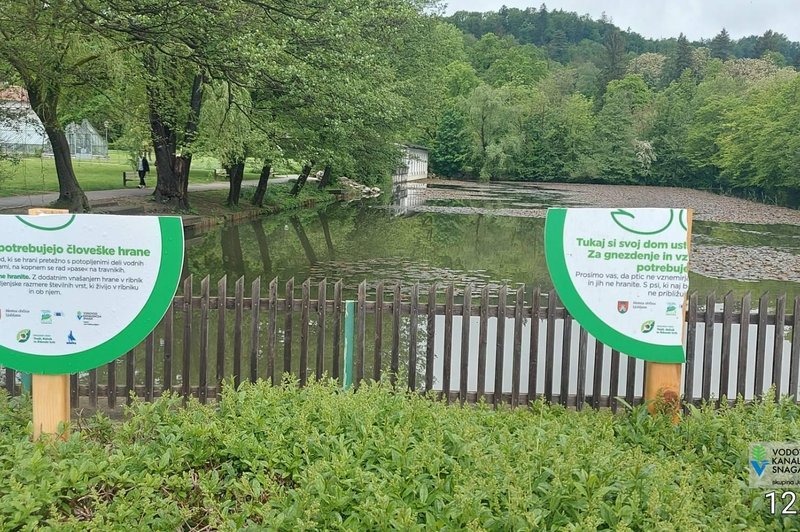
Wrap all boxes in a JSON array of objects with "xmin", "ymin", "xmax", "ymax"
[{"xmin": 343, "ymin": 300, "xmax": 355, "ymax": 390}]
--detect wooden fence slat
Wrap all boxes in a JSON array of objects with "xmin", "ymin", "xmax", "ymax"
[
  {"xmin": 107, "ymin": 358, "xmax": 117, "ymax": 409},
  {"xmin": 460, "ymin": 284, "xmax": 473, "ymax": 405},
  {"xmin": 592, "ymin": 339, "xmax": 604, "ymax": 409},
  {"xmin": 356, "ymin": 281, "xmax": 366, "ymax": 387},
  {"xmin": 684, "ymin": 292, "xmax": 698, "ymax": 404},
  {"xmin": 4, "ymin": 368, "xmax": 14, "ymax": 396},
  {"xmin": 702, "ymin": 292, "xmax": 716, "ymax": 402},
  {"xmin": 737, "ymin": 293, "xmax": 752, "ymax": 400},
  {"xmin": 250, "ymin": 277, "xmax": 262, "ymax": 384},
  {"xmin": 511, "ymin": 287, "xmax": 523, "ymax": 408},
  {"xmin": 217, "ymin": 276, "xmax": 227, "ymax": 391},
  {"xmin": 443, "ymin": 284, "xmax": 454, "ymax": 403},
  {"xmin": 425, "ymin": 284, "xmax": 436, "ymax": 393},
  {"xmin": 576, "ymin": 326, "xmax": 588, "ymax": 411},
  {"xmin": 625, "ymin": 355, "xmax": 635, "ymax": 407},
  {"xmin": 477, "ymin": 285, "xmax": 489, "ymax": 401},
  {"xmin": 316, "ymin": 279, "xmax": 327, "ymax": 381},
  {"xmin": 145, "ymin": 332, "xmax": 155, "ymax": 403},
  {"xmin": 126, "ymin": 349, "xmax": 135, "ymax": 406},
  {"xmin": 163, "ymin": 303, "xmax": 174, "ymax": 395},
  {"xmin": 610, "ymin": 349, "xmax": 620, "ymax": 413},
  {"xmin": 494, "ymin": 285, "xmax": 507, "ymax": 406},
  {"xmin": 408, "ymin": 283, "xmax": 419, "ymax": 391},
  {"xmin": 391, "ymin": 284, "xmax": 401, "ymax": 385},
  {"xmin": 373, "ymin": 282, "xmax": 384, "ymax": 382},
  {"xmin": 299, "ymin": 279, "xmax": 309, "ymax": 386},
  {"xmin": 199, "ymin": 276, "xmax": 210, "ymax": 404},
  {"xmin": 719, "ymin": 291, "xmax": 733, "ymax": 405},
  {"xmin": 268, "ymin": 278, "xmax": 278, "ymax": 384},
  {"xmin": 283, "ymin": 278, "xmax": 294, "ymax": 377},
  {"xmin": 772, "ymin": 294, "xmax": 786, "ymax": 402},
  {"xmin": 560, "ymin": 310, "xmax": 572, "ymax": 408},
  {"xmin": 544, "ymin": 290, "xmax": 557, "ymax": 403},
  {"xmin": 332, "ymin": 281, "xmax": 343, "ymax": 380},
  {"xmin": 754, "ymin": 293, "xmax": 769, "ymax": 398},
  {"xmin": 182, "ymin": 275, "xmax": 193, "ymax": 402},
  {"xmin": 89, "ymin": 368, "xmax": 97, "ymax": 407},
  {"xmin": 790, "ymin": 296, "xmax": 800, "ymax": 402},
  {"xmin": 527, "ymin": 287, "xmax": 540, "ymax": 404},
  {"xmin": 71, "ymin": 373, "xmax": 79, "ymax": 408},
  {"xmin": 234, "ymin": 277, "xmax": 244, "ymax": 388}
]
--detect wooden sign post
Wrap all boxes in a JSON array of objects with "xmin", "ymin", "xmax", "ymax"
[
  {"xmin": 0, "ymin": 211, "xmax": 184, "ymax": 441},
  {"xmin": 545, "ymin": 208, "xmax": 693, "ymax": 420},
  {"xmin": 644, "ymin": 210, "xmax": 693, "ymax": 421},
  {"xmin": 27, "ymin": 209, "xmax": 71, "ymax": 440}
]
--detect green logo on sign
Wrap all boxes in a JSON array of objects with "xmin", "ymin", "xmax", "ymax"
[
  {"xmin": 16, "ymin": 329, "xmax": 31, "ymax": 343},
  {"xmin": 641, "ymin": 320, "xmax": 655, "ymax": 333}
]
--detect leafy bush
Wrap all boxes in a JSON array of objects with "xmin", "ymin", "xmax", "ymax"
[{"xmin": 0, "ymin": 381, "xmax": 797, "ymax": 530}]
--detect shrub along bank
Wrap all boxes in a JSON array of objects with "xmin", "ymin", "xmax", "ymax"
[{"xmin": 0, "ymin": 381, "xmax": 797, "ymax": 530}]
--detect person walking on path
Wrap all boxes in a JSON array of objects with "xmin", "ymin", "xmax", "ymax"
[{"xmin": 137, "ymin": 155, "xmax": 150, "ymax": 188}]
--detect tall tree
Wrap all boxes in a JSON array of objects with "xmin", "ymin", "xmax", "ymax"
[
  {"xmin": 664, "ymin": 33, "xmax": 694, "ymax": 84},
  {"xmin": 0, "ymin": 1, "xmax": 95, "ymax": 211},
  {"xmin": 598, "ymin": 29, "xmax": 627, "ymax": 99},
  {"xmin": 709, "ymin": 28, "xmax": 733, "ymax": 60}
]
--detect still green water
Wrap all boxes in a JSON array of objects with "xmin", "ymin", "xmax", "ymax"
[{"xmin": 185, "ymin": 185, "xmax": 800, "ymax": 302}]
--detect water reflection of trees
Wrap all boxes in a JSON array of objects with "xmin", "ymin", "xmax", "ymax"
[{"xmin": 221, "ymin": 224, "xmax": 245, "ymax": 280}]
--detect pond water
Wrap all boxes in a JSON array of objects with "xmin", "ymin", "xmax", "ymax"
[{"xmin": 185, "ymin": 182, "xmax": 800, "ymax": 302}]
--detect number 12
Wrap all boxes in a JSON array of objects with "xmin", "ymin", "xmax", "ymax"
[{"xmin": 766, "ymin": 491, "xmax": 798, "ymax": 515}]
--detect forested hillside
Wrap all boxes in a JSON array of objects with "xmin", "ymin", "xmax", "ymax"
[
  {"xmin": 417, "ymin": 5, "xmax": 800, "ymax": 206},
  {"xmin": 2, "ymin": 2, "xmax": 799, "ymax": 208}
]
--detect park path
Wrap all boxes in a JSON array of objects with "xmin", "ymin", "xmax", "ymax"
[{"xmin": 0, "ymin": 176, "xmax": 296, "ymax": 210}]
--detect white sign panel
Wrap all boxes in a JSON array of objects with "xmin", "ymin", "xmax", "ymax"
[{"xmin": 0, "ymin": 214, "xmax": 183, "ymax": 373}]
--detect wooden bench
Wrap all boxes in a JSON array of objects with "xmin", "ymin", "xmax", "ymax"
[
  {"xmin": 213, "ymin": 168, "xmax": 228, "ymax": 180},
  {"xmin": 123, "ymin": 171, "xmax": 139, "ymax": 187}
]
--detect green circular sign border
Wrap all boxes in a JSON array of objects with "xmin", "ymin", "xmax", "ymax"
[
  {"xmin": 544, "ymin": 208, "xmax": 686, "ymax": 364},
  {"xmin": 0, "ymin": 217, "xmax": 184, "ymax": 374}
]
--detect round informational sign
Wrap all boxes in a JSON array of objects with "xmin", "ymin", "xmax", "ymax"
[
  {"xmin": 0, "ymin": 214, "xmax": 184, "ymax": 374},
  {"xmin": 545, "ymin": 208, "xmax": 691, "ymax": 363}
]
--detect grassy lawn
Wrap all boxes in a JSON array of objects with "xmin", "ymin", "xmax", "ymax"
[{"xmin": 0, "ymin": 150, "xmax": 300, "ymax": 197}]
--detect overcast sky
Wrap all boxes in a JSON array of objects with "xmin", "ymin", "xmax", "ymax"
[{"xmin": 443, "ymin": 1, "xmax": 800, "ymax": 42}]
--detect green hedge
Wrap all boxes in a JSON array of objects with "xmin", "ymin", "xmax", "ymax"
[{"xmin": 0, "ymin": 381, "xmax": 798, "ymax": 530}]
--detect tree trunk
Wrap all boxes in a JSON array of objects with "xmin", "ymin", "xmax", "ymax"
[
  {"xmin": 221, "ymin": 223, "xmax": 246, "ymax": 280},
  {"xmin": 226, "ymin": 161, "xmax": 246, "ymax": 206},
  {"xmin": 251, "ymin": 220, "xmax": 273, "ymax": 274},
  {"xmin": 318, "ymin": 164, "xmax": 333, "ymax": 189},
  {"xmin": 26, "ymin": 81, "xmax": 90, "ymax": 212},
  {"xmin": 146, "ymin": 54, "xmax": 204, "ymax": 210},
  {"xmin": 289, "ymin": 216, "xmax": 318, "ymax": 264},
  {"xmin": 318, "ymin": 211, "xmax": 335, "ymax": 259},
  {"xmin": 252, "ymin": 161, "xmax": 272, "ymax": 207},
  {"xmin": 290, "ymin": 163, "xmax": 313, "ymax": 196}
]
